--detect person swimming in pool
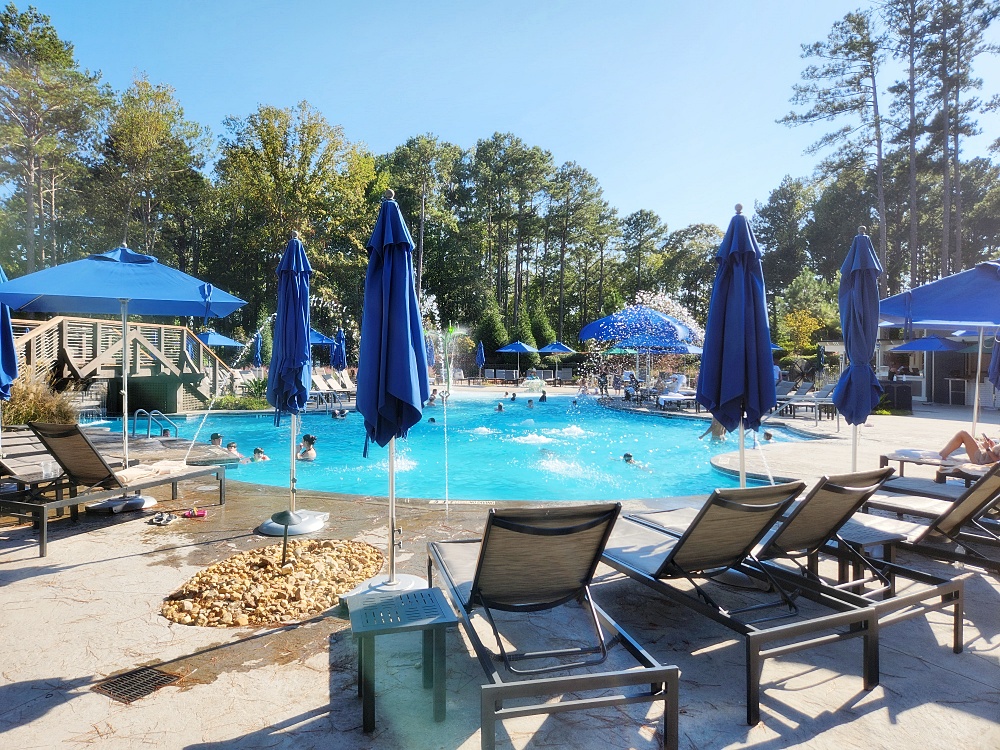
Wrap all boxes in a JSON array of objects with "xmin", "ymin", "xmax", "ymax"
[
  {"xmin": 297, "ymin": 434, "xmax": 317, "ymax": 461},
  {"xmin": 496, "ymin": 402, "xmax": 504, "ymax": 412}
]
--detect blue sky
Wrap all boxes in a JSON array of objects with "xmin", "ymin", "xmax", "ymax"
[{"xmin": 30, "ymin": 0, "xmax": 1000, "ymax": 231}]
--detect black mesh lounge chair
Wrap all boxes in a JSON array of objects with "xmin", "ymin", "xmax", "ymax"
[
  {"xmin": 838, "ymin": 462, "xmax": 1000, "ymax": 573},
  {"xmin": 602, "ymin": 481, "xmax": 880, "ymax": 725},
  {"xmin": 14, "ymin": 422, "xmax": 226, "ymax": 557},
  {"xmin": 751, "ymin": 469, "xmax": 964, "ymax": 656},
  {"xmin": 428, "ymin": 504, "xmax": 680, "ymax": 750}
]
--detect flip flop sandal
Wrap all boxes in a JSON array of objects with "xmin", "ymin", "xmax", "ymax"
[
  {"xmin": 182, "ymin": 509, "xmax": 207, "ymax": 519},
  {"xmin": 150, "ymin": 512, "xmax": 165, "ymax": 525}
]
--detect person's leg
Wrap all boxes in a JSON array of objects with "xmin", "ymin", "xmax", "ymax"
[{"xmin": 940, "ymin": 430, "xmax": 979, "ymax": 459}]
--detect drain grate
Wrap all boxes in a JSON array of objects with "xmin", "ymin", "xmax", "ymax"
[{"xmin": 92, "ymin": 667, "xmax": 179, "ymax": 704}]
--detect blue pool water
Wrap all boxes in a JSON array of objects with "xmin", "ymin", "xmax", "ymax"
[{"xmin": 94, "ymin": 392, "xmax": 798, "ymax": 502}]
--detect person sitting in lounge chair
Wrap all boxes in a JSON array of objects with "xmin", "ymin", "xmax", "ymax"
[{"xmin": 940, "ymin": 430, "xmax": 1000, "ymax": 464}]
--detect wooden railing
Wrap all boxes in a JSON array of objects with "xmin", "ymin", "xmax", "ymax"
[{"xmin": 12, "ymin": 316, "xmax": 240, "ymax": 404}]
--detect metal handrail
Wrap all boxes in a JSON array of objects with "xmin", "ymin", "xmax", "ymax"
[{"xmin": 132, "ymin": 409, "xmax": 180, "ymax": 439}]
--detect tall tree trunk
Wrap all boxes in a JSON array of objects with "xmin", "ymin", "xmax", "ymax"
[
  {"xmin": 940, "ymin": 27, "xmax": 952, "ymax": 277},
  {"xmin": 953, "ymin": 19, "xmax": 964, "ymax": 270},
  {"xmin": 50, "ymin": 169, "xmax": 58, "ymax": 265},
  {"xmin": 25, "ymin": 152, "xmax": 37, "ymax": 272},
  {"xmin": 907, "ymin": 1, "xmax": 919, "ymax": 285},
  {"xmin": 416, "ymin": 177, "xmax": 426, "ymax": 298},
  {"xmin": 870, "ymin": 69, "xmax": 888, "ymax": 295},
  {"xmin": 598, "ymin": 240, "xmax": 605, "ymax": 313},
  {"xmin": 558, "ymin": 225, "xmax": 567, "ymax": 342}
]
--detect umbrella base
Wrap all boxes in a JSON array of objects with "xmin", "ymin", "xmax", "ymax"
[
  {"xmin": 344, "ymin": 573, "xmax": 427, "ymax": 599},
  {"xmin": 256, "ymin": 509, "xmax": 329, "ymax": 537}
]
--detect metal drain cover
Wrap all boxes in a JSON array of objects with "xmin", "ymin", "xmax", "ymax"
[{"xmin": 93, "ymin": 667, "xmax": 179, "ymax": 704}]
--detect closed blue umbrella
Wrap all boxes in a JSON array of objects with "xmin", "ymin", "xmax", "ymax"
[
  {"xmin": 0, "ymin": 264, "xmax": 18, "ymax": 402},
  {"xmin": 252, "ymin": 332, "xmax": 263, "ymax": 369},
  {"xmin": 357, "ymin": 190, "xmax": 429, "ymax": 587},
  {"xmin": 263, "ymin": 233, "xmax": 324, "ymax": 536},
  {"xmin": 0, "ymin": 246, "xmax": 244, "ymax": 469},
  {"xmin": 332, "ymin": 328, "xmax": 347, "ymax": 371},
  {"xmin": 0, "ymin": 265, "xmax": 19, "ymax": 462},
  {"xmin": 475, "ymin": 340, "xmax": 486, "ymax": 376},
  {"xmin": 496, "ymin": 340, "xmax": 539, "ymax": 376},
  {"xmin": 696, "ymin": 206, "xmax": 774, "ymax": 487},
  {"xmin": 832, "ymin": 229, "xmax": 884, "ymax": 470}
]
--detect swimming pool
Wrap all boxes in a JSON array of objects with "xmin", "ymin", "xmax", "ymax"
[{"xmin": 95, "ymin": 393, "xmax": 798, "ymax": 502}]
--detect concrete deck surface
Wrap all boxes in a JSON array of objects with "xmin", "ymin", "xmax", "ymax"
[{"xmin": 1, "ymin": 389, "xmax": 998, "ymax": 749}]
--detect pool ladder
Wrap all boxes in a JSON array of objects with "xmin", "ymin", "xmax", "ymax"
[{"xmin": 132, "ymin": 409, "xmax": 180, "ymax": 439}]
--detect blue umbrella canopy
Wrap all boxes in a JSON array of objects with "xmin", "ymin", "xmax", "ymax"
[
  {"xmin": 579, "ymin": 305, "xmax": 690, "ymax": 343},
  {"xmin": 890, "ymin": 336, "xmax": 965, "ymax": 352},
  {"xmin": 266, "ymin": 236, "xmax": 313, "ymax": 417},
  {"xmin": 197, "ymin": 330, "xmax": 244, "ymax": 348},
  {"xmin": 496, "ymin": 340, "xmax": 539, "ymax": 354},
  {"xmin": 617, "ymin": 332, "xmax": 697, "ymax": 352},
  {"xmin": 0, "ymin": 265, "xmax": 19, "ymax": 401},
  {"xmin": 475, "ymin": 340, "xmax": 486, "ymax": 370},
  {"xmin": 357, "ymin": 195, "xmax": 429, "ymax": 452},
  {"xmin": 332, "ymin": 328, "xmax": 347, "ymax": 371},
  {"xmin": 696, "ymin": 209, "xmax": 775, "ymax": 433},
  {"xmin": 832, "ymin": 231, "xmax": 884, "ymax": 426},
  {"xmin": 252, "ymin": 331, "xmax": 263, "ymax": 368},
  {"xmin": 0, "ymin": 247, "xmax": 245, "ymax": 317},
  {"xmin": 537, "ymin": 341, "xmax": 576, "ymax": 354},
  {"xmin": 309, "ymin": 328, "xmax": 335, "ymax": 345}
]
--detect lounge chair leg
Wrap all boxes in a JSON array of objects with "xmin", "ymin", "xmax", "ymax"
[
  {"xmin": 745, "ymin": 639, "xmax": 761, "ymax": 725},
  {"xmin": 863, "ymin": 614, "xmax": 879, "ymax": 690},
  {"xmin": 480, "ymin": 687, "xmax": 497, "ymax": 750},
  {"xmin": 422, "ymin": 629, "xmax": 433, "ymax": 689},
  {"xmin": 952, "ymin": 589, "xmax": 964, "ymax": 653},
  {"xmin": 39, "ymin": 508, "xmax": 48, "ymax": 558}
]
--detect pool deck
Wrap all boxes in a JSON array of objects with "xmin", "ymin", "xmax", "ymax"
[{"xmin": 1, "ymin": 386, "xmax": 998, "ymax": 749}]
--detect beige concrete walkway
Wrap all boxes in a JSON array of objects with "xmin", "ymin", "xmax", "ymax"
[{"xmin": 1, "ymin": 393, "xmax": 998, "ymax": 749}]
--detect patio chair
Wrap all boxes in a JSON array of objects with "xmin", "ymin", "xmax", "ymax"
[
  {"xmin": 772, "ymin": 381, "xmax": 815, "ymax": 417},
  {"xmin": 15, "ymin": 422, "xmax": 226, "ymax": 557},
  {"xmin": 428, "ymin": 504, "xmax": 680, "ymax": 750},
  {"xmin": 601, "ymin": 481, "xmax": 880, "ymax": 725},
  {"xmin": 838, "ymin": 462, "xmax": 1000, "ymax": 573},
  {"xmin": 749, "ymin": 468, "xmax": 964, "ymax": 656}
]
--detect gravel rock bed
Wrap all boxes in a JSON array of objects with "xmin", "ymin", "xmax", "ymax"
[{"xmin": 161, "ymin": 539, "xmax": 384, "ymax": 627}]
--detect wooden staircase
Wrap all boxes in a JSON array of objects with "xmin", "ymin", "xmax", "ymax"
[{"xmin": 12, "ymin": 316, "xmax": 242, "ymax": 414}]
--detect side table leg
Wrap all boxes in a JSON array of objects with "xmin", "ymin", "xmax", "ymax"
[
  {"xmin": 422, "ymin": 629, "xmax": 433, "ymax": 689},
  {"xmin": 433, "ymin": 626, "xmax": 447, "ymax": 722},
  {"xmin": 361, "ymin": 635, "xmax": 375, "ymax": 733}
]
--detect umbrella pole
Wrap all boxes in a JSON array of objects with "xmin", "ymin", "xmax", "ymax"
[
  {"xmin": 739, "ymin": 415, "xmax": 746, "ymax": 488},
  {"xmin": 388, "ymin": 436, "xmax": 397, "ymax": 583},
  {"xmin": 120, "ymin": 299, "xmax": 130, "ymax": 467},
  {"xmin": 851, "ymin": 424, "xmax": 859, "ymax": 472},
  {"xmin": 973, "ymin": 327, "xmax": 985, "ymax": 437},
  {"xmin": 289, "ymin": 412, "xmax": 297, "ymax": 512}
]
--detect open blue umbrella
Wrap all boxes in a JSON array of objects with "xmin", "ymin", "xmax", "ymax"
[
  {"xmin": 537, "ymin": 340, "xmax": 575, "ymax": 379},
  {"xmin": 0, "ymin": 265, "xmax": 19, "ymax": 461},
  {"xmin": 832, "ymin": 229, "xmax": 884, "ymax": 470},
  {"xmin": 309, "ymin": 328, "xmax": 335, "ymax": 345},
  {"xmin": 263, "ymin": 233, "xmax": 324, "ymax": 536},
  {"xmin": 579, "ymin": 305, "xmax": 690, "ymax": 343},
  {"xmin": 497, "ymin": 340, "xmax": 539, "ymax": 377},
  {"xmin": 196, "ymin": 330, "xmax": 244, "ymax": 348},
  {"xmin": 0, "ymin": 246, "xmax": 244, "ymax": 469},
  {"xmin": 475, "ymin": 340, "xmax": 486, "ymax": 376},
  {"xmin": 252, "ymin": 331, "xmax": 263, "ymax": 368},
  {"xmin": 332, "ymin": 328, "xmax": 347, "ymax": 371},
  {"xmin": 696, "ymin": 207, "xmax": 775, "ymax": 487},
  {"xmin": 890, "ymin": 336, "xmax": 965, "ymax": 352},
  {"xmin": 357, "ymin": 190, "xmax": 429, "ymax": 588}
]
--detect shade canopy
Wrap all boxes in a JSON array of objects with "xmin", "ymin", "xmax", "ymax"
[
  {"xmin": 197, "ymin": 330, "xmax": 244, "ymax": 348},
  {"xmin": 266, "ymin": 237, "xmax": 313, "ymax": 416},
  {"xmin": 309, "ymin": 328, "xmax": 335, "ymax": 346},
  {"xmin": 579, "ymin": 305, "xmax": 690, "ymax": 343},
  {"xmin": 880, "ymin": 262, "xmax": 1000, "ymax": 329},
  {"xmin": 497, "ymin": 340, "xmax": 539, "ymax": 354},
  {"xmin": 696, "ymin": 210, "xmax": 775, "ymax": 434},
  {"xmin": 537, "ymin": 341, "xmax": 576, "ymax": 355},
  {"xmin": 0, "ymin": 264, "xmax": 19, "ymax": 401},
  {"xmin": 332, "ymin": 328, "xmax": 347, "ymax": 371},
  {"xmin": 890, "ymin": 336, "xmax": 966, "ymax": 352},
  {"xmin": 0, "ymin": 247, "xmax": 245, "ymax": 317},
  {"xmin": 475, "ymin": 340, "xmax": 486, "ymax": 369},
  {"xmin": 356, "ymin": 197, "xmax": 429, "ymax": 450},
  {"xmin": 617, "ymin": 333, "xmax": 701, "ymax": 353},
  {"xmin": 832, "ymin": 231, "xmax": 884, "ymax": 426}
]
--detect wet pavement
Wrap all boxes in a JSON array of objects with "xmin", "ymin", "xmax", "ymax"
[{"xmin": 1, "ymin": 388, "xmax": 998, "ymax": 749}]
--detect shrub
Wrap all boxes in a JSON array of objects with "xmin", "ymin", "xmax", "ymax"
[
  {"xmin": 211, "ymin": 395, "xmax": 270, "ymax": 411},
  {"xmin": 241, "ymin": 377, "xmax": 267, "ymax": 399},
  {"xmin": 3, "ymin": 374, "xmax": 78, "ymax": 425}
]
